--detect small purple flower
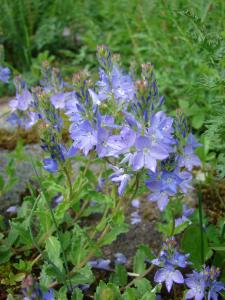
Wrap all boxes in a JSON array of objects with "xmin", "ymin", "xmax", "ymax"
[
  {"xmin": 131, "ymin": 199, "xmax": 140, "ymax": 209},
  {"xmin": 185, "ymin": 271, "xmax": 206, "ymax": 300},
  {"xmin": 175, "ymin": 204, "xmax": 194, "ymax": 228},
  {"xmin": 0, "ymin": 66, "xmax": 10, "ymax": 83},
  {"xmin": 148, "ymin": 191, "xmax": 171, "ymax": 211},
  {"xmin": 6, "ymin": 206, "xmax": 18, "ymax": 214},
  {"xmin": 208, "ymin": 281, "xmax": 225, "ymax": 300},
  {"xmin": 185, "ymin": 267, "xmax": 225, "ymax": 300},
  {"xmin": 178, "ymin": 149, "xmax": 201, "ymax": 171},
  {"xmin": 111, "ymin": 65, "xmax": 135, "ymax": 105},
  {"xmin": 89, "ymin": 259, "xmax": 111, "ymax": 270},
  {"xmin": 110, "ymin": 166, "xmax": 131, "ymax": 196},
  {"xmin": 43, "ymin": 289, "xmax": 55, "ymax": 300},
  {"xmin": 96, "ymin": 127, "xmax": 110, "ymax": 158},
  {"xmin": 96, "ymin": 68, "xmax": 111, "ymax": 101},
  {"xmin": 88, "ymin": 88, "xmax": 101, "ymax": 105},
  {"xmin": 43, "ymin": 158, "xmax": 58, "ymax": 173},
  {"xmin": 130, "ymin": 211, "xmax": 142, "ymax": 225},
  {"xmin": 130, "ymin": 135, "xmax": 169, "ymax": 172},
  {"xmin": 70, "ymin": 120, "xmax": 97, "ymax": 156},
  {"xmin": 154, "ymin": 265, "xmax": 184, "ymax": 292},
  {"xmin": 106, "ymin": 127, "xmax": 136, "ymax": 157},
  {"xmin": 146, "ymin": 170, "xmax": 183, "ymax": 210},
  {"xmin": 50, "ymin": 92, "xmax": 67, "ymax": 109},
  {"xmin": 9, "ymin": 89, "xmax": 33, "ymax": 111},
  {"xmin": 114, "ymin": 253, "xmax": 127, "ymax": 265}
]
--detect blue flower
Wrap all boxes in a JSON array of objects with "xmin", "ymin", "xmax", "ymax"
[
  {"xmin": 0, "ymin": 66, "xmax": 10, "ymax": 83},
  {"xmin": 185, "ymin": 271, "xmax": 206, "ymax": 300},
  {"xmin": 89, "ymin": 259, "xmax": 111, "ymax": 270},
  {"xmin": 50, "ymin": 92, "xmax": 68, "ymax": 109},
  {"xmin": 146, "ymin": 170, "xmax": 183, "ymax": 210},
  {"xmin": 70, "ymin": 120, "xmax": 97, "ymax": 156},
  {"xmin": 109, "ymin": 166, "xmax": 131, "ymax": 195},
  {"xmin": 96, "ymin": 68, "xmax": 111, "ymax": 102},
  {"xmin": 111, "ymin": 65, "xmax": 135, "ymax": 105},
  {"xmin": 106, "ymin": 127, "xmax": 136, "ymax": 157},
  {"xmin": 130, "ymin": 211, "xmax": 142, "ymax": 225},
  {"xmin": 43, "ymin": 289, "xmax": 55, "ymax": 300},
  {"xmin": 154, "ymin": 265, "xmax": 184, "ymax": 292},
  {"xmin": 208, "ymin": 281, "xmax": 225, "ymax": 300},
  {"xmin": 43, "ymin": 158, "xmax": 58, "ymax": 173},
  {"xmin": 185, "ymin": 266, "xmax": 225, "ymax": 300},
  {"xmin": 9, "ymin": 89, "xmax": 33, "ymax": 111},
  {"xmin": 114, "ymin": 252, "xmax": 127, "ymax": 265},
  {"xmin": 178, "ymin": 148, "xmax": 201, "ymax": 171}
]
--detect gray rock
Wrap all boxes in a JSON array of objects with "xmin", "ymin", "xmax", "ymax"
[{"xmin": 0, "ymin": 144, "xmax": 42, "ymax": 213}]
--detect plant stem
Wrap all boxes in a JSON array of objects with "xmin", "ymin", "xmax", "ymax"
[
  {"xmin": 62, "ymin": 165, "xmax": 73, "ymax": 199},
  {"xmin": 198, "ymin": 190, "xmax": 205, "ymax": 264},
  {"xmin": 121, "ymin": 264, "xmax": 154, "ymax": 291},
  {"xmin": 29, "ymin": 158, "xmax": 72, "ymax": 291}
]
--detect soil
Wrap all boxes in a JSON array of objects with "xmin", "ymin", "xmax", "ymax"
[{"xmin": 201, "ymin": 181, "xmax": 225, "ymax": 224}]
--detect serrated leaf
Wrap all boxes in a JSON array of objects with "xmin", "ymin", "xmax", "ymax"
[
  {"xmin": 45, "ymin": 236, "xmax": 63, "ymax": 271},
  {"xmin": 122, "ymin": 288, "xmax": 137, "ymax": 300},
  {"xmin": 109, "ymin": 265, "xmax": 128, "ymax": 287},
  {"xmin": 72, "ymin": 288, "xmax": 84, "ymax": 300},
  {"xmin": 100, "ymin": 223, "xmax": 129, "ymax": 246},
  {"xmin": 95, "ymin": 281, "xmax": 121, "ymax": 300},
  {"xmin": 70, "ymin": 265, "xmax": 94, "ymax": 286},
  {"xmin": 133, "ymin": 245, "xmax": 153, "ymax": 275},
  {"xmin": 58, "ymin": 286, "xmax": 68, "ymax": 300},
  {"xmin": 0, "ymin": 245, "xmax": 12, "ymax": 264},
  {"xmin": 140, "ymin": 291, "xmax": 156, "ymax": 300},
  {"xmin": 134, "ymin": 278, "xmax": 152, "ymax": 297}
]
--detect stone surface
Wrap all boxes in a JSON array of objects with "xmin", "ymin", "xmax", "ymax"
[{"xmin": 0, "ymin": 144, "xmax": 42, "ymax": 213}]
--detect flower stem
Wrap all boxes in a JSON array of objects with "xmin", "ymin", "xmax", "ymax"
[{"xmin": 30, "ymin": 157, "xmax": 72, "ymax": 291}]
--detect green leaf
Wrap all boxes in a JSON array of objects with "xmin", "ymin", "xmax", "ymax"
[
  {"xmin": 0, "ymin": 245, "xmax": 12, "ymax": 264},
  {"xmin": 134, "ymin": 278, "xmax": 152, "ymax": 297},
  {"xmin": 133, "ymin": 245, "xmax": 154, "ymax": 274},
  {"xmin": 100, "ymin": 223, "xmax": 129, "ymax": 246},
  {"xmin": 174, "ymin": 220, "xmax": 190, "ymax": 235},
  {"xmin": 181, "ymin": 224, "xmax": 213, "ymax": 268},
  {"xmin": 55, "ymin": 201, "xmax": 70, "ymax": 223},
  {"xmin": 192, "ymin": 112, "xmax": 205, "ymax": 129},
  {"xmin": 11, "ymin": 220, "xmax": 33, "ymax": 246},
  {"xmin": 109, "ymin": 265, "xmax": 128, "ymax": 287},
  {"xmin": 58, "ymin": 287, "xmax": 68, "ymax": 300},
  {"xmin": 45, "ymin": 236, "xmax": 63, "ymax": 271},
  {"xmin": 40, "ymin": 264, "xmax": 54, "ymax": 289},
  {"xmin": 122, "ymin": 288, "xmax": 137, "ymax": 300},
  {"xmin": 95, "ymin": 281, "xmax": 121, "ymax": 300},
  {"xmin": 211, "ymin": 246, "xmax": 225, "ymax": 251},
  {"xmin": 70, "ymin": 265, "xmax": 94, "ymax": 286},
  {"xmin": 140, "ymin": 291, "xmax": 157, "ymax": 300},
  {"xmin": 71, "ymin": 288, "xmax": 84, "ymax": 300},
  {"xmin": 0, "ymin": 175, "xmax": 4, "ymax": 190},
  {"xmin": 70, "ymin": 227, "xmax": 89, "ymax": 265},
  {"xmin": 13, "ymin": 259, "xmax": 32, "ymax": 272}
]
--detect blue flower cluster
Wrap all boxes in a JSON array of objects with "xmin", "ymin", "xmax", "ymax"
[
  {"xmin": 152, "ymin": 237, "xmax": 190, "ymax": 292},
  {"xmin": 7, "ymin": 46, "xmax": 201, "ymax": 210},
  {"xmin": 0, "ymin": 66, "xmax": 10, "ymax": 83},
  {"xmin": 152, "ymin": 239, "xmax": 225, "ymax": 299},
  {"xmin": 185, "ymin": 266, "xmax": 225, "ymax": 300}
]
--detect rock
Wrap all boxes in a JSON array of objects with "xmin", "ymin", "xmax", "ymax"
[{"xmin": 0, "ymin": 144, "xmax": 42, "ymax": 213}]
